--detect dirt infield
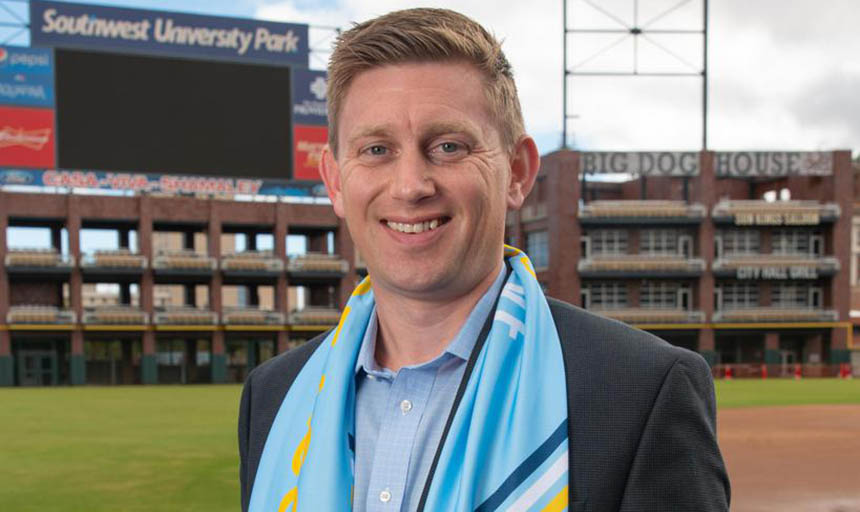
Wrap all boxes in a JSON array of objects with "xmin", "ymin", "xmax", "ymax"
[{"xmin": 719, "ymin": 405, "xmax": 860, "ymax": 512}]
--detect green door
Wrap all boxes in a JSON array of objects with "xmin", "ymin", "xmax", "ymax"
[{"xmin": 18, "ymin": 350, "xmax": 57, "ymax": 386}]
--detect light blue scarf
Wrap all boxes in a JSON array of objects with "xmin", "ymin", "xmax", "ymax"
[{"xmin": 249, "ymin": 247, "xmax": 569, "ymax": 511}]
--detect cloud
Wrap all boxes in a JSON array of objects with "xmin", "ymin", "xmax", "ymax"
[{"xmin": 254, "ymin": 0, "xmax": 858, "ymax": 155}]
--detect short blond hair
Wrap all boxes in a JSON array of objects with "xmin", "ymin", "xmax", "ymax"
[{"xmin": 326, "ymin": 8, "xmax": 525, "ymax": 156}]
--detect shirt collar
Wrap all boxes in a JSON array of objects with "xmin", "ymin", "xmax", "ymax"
[{"xmin": 354, "ymin": 265, "xmax": 507, "ymax": 376}]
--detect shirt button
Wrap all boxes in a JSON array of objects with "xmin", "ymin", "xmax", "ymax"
[
  {"xmin": 379, "ymin": 489, "xmax": 392, "ymax": 503},
  {"xmin": 400, "ymin": 399, "xmax": 413, "ymax": 414}
]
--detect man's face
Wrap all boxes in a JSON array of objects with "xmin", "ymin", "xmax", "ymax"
[{"xmin": 321, "ymin": 61, "xmax": 532, "ymax": 302}]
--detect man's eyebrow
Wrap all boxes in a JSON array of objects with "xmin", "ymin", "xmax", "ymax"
[
  {"xmin": 345, "ymin": 125, "xmax": 394, "ymax": 148},
  {"xmin": 422, "ymin": 121, "xmax": 480, "ymax": 139}
]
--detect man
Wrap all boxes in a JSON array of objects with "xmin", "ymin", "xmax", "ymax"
[{"xmin": 239, "ymin": 8, "xmax": 729, "ymax": 512}]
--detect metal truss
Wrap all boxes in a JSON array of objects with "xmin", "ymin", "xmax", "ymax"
[
  {"xmin": 563, "ymin": 0, "xmax": 708, "ymax": 149},
  {"xmin": 0, "ymin": 0, "xmax": 28, "ymax": 46}
]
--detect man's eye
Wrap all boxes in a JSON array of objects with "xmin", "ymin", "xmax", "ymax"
[
  {"xmin": 367, "ymin": 145, "xmax": 387, "ymax": 156},
  {"xmin": 439, "ymin": 142, "xmax": 461, "ymax": 153}
]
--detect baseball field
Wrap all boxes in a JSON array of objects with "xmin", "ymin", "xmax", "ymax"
[{"xmin": 1, "ymin": 380, "xmax": 858, "ymax": 511}]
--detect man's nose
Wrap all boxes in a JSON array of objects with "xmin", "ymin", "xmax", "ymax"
[{"xmin": 390, "ymin": 148, "xmax": 436, "ymax": 203}]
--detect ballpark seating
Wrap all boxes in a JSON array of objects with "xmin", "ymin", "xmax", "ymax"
[
  {"xmin": 579, "ymin": 200, "xmax": 706, "ymax": 219},
  {"xmin": 7, "ymin": 305, "xmax": 76, "ymax": 324},
  {"xmin": 220, "ymin": 251, "xmax": 284, "ymax": 272},
  {"xmin": 288, "ymin": 307, "xmax": 341, "ymax": 326},
  {"xmin": 578, "ymin": 255, "xmax": 705, "ymax": 272},
  {"xmin": 82, "ymin": 306, "xmax": 148, "ymax": 325},
  {"xmin": 712, "ymin": 199, "xmax": 840, "ymax": 220},
  {"xmin": 5, "ymin": 248, "xmax": 74, "ymax": 268},
  {"xmin": 81, "ymin": 249, "xmax": 147, "ymax": 269},
  {"xmin": 152, "ymin": 307, "xmax": 218, "ymax": 325},
  {"xmin": 287, "ymin": 253, "xmax": 349, "ymax": 274},
  {"xmin": 222, "ymin": 308, "xmax": 285, "ymax": 325},
  {"xmin": 590, "ymin": 308, "xmax": 705, "ymax": 324},
  {"xmin": 152, "ymin": 250, "xmax": 216, "ymax": 270},
  {"xmin": 713, "ymin": 308, "xmax": 838, "ymax": 322}
]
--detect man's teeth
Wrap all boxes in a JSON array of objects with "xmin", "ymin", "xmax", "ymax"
[{"xmin": 387, "ymin": 219, "xmax": 442, "ymax": 234}]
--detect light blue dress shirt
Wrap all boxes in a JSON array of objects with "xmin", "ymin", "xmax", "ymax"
[{"xmin": 353, "ymin": 267, "xmax": 506, "ymax": 512}]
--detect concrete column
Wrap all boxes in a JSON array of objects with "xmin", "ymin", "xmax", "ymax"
[
  {"xmin": 208, "ymin": 201, "xmax": 225, "ymax": 382},
  {"xmin": 139, "ymin": 195, "xmax": 157, "ymax": 384},
  {"xmin": 546, "ymin": 150, "xmax": 579, "ymax": 304},
  {"xmin": 277, "ymin": 331, "xmax": 289, "ymax": 354},
  {"xmin": 0, "ymin": 196, "xmax": 11, "ymax": 385},
  {"xmin": 698, "ymin": 328, "xmax": 716, "ymax": 366},
  {"xmin": 274, "ymin": 204, "xmax": 289, "ymax": 351},
  {"xmin": 807, "ymin": 332, "xmax": 824, "ymax": 364},
  {"xmin": 831, "ymin": 151, "xmax": 852, "ymax": 364},
  {"xmin": 67, "ymin": 197, "xmax": 85, "ymax": 385}
]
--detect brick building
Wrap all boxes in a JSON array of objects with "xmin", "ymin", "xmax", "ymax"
[
  {"xmin": 0, "ymin": 191, "xmax": 357, "ymax": 386},
  {"xmin": 507, "ymin": 149, "xmax": 854, "ymax": 377}
]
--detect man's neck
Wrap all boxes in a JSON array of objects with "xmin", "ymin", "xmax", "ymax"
[{"xmin": 372, "ymin": 264, "xmax": 502, "ymax": 371}]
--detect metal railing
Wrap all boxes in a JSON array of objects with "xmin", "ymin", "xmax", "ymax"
[
  {"xmin": 222, "ymin": 308, "xmax": 285, "ymax": 325},
  {"xmin": 82, "ymin": 306, "xmax": 148, "ymax": 325},
  {"xmin": 590, "ymin": 308, "xmax": 705, "ymax": 324},
  {"xmin": 579, "ymin": 255, "xmax": 706, "ymax": 272},
  {"xmin": 288, "ymin": 307, "xmax": 341, "ymax": 325},
  {"xmin": 81, "ymin": 250, "xmax": 147, "ymax": 269},
  {"xmin": 713, "ymin": 308, "xmax": 838, "ymax": 323},
  {"xmin": 152, "ymin": 307, "xmax": 218, "ymax": 325},
  {"xmin": 152, "ymin": 250, "xmax": 217, "ymax": 270},
  {"xmin": 5, "ymin": 248, "xmax": 75, "ymax": 268},
  {"xmin": 579, "ymin": 200, "xmax": 706, "ymax": 219},
  {"xmin": 220, "ymin": 251, "xmax": 284, "ymax": 272},
  {"xmin": 7, "ymin": 305, "xmax": 76, "ymax": 324},
  {"xmin": 287, "ymin": 253, "xmax": 349, "ymax": 274}
]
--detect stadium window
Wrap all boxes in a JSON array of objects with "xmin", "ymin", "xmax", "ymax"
[
  {"xmin": 719, "ymin": 229, "xmax": 760, "ymax": 256},
  {"xmin": 772, "ymin": 229, "xmax": 812, "ymax": 255},
  {"xmin": 526, "ymin": 231, "xmax": 549, "ymax": 269},
  {"xmin": 585, "ymin": 282, "xmax": 627, "ymax": 309},
  {"xmin": 590, "ymin": 229, "xmax": 628, "ymax": 256},
  {"xmin": 772, "ymin": 284, "xmax": 813, "ymax": 308},
  {"xmin": 640, "ymin": 281, "xmax": 681, "ymax": 309},
  {"xmin": 640, "ymin": 229, "xmax": 679, "ymax": 255},
  {"xmin": 720, "ymin": 282, "xmax": 759, "ymax": 309}
]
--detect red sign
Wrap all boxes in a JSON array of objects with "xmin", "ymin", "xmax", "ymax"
[
  {"xmin": 0, "ymin": 106, "xmax": 55, "ymax": 168},
  {"xmin": 293, "ymin": 124, "xmax": 327, "ymax": 181}
]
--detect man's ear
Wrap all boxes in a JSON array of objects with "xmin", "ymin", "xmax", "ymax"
[
  {"xmin": 506, "ymin": 135, "xmax": 541, "ymax": 210},
  {"xmin": 318, "ymin": 144, "xmax": 345, "ymax": 218}
]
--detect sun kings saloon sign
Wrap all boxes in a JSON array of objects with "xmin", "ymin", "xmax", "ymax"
[{"xmin": 581, "ymin": 151, "xmax": 833, "ymax": 177}]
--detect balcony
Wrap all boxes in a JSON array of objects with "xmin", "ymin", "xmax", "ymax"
[
  {"xmin": 287, "ymin": 253, "xmax": 349, "ymax": 282},
  {"xmin": 579, "ymin": 201, "xmax": 705, "ymax": 226},
  {"xmin": 5, "ymin": 249, "xmax": 74, "ymax": 278},
  {"xmin": 590, "ymin": 308, "xmax": 705, "ymax": 324},
  {"xmin": 221, "ymin": 251, "xmax": 284, "ymax": 282},
  {"xmin": 222, "ymin": 308, "xmax": 285, "ymax": 326},
  {"xmin": 288, "ymin": 307, "xmax": 341, "ymax": 327},
  {"xmin": 713, "ymin": 308, "xmax": 838, "ymax": 323},
  {"xmin": 578, "ymin": 255, "xmax": 706, "ymax": 278},
  {"xmin": 81, "ymin": 250, "xmax": 147, "ymax": 279},
  {"xmin": 152, "ymin": 250, "xmax": 216, "ymax": 281},
  {"xmin": 712, "ymin": 200, "xmax": 840, "ymax": 226},
  {"xmin": 713, "ymin": 255, "xmax": 839, "ymax": 279},
  {"xmin": 152, "ymin": 307, "xmax": 218, "ymax": 326},
  {"xmin": 81, "ymin": 306, "xmax": 148, "ymax": 326},
  {"xmin": 7, "ymin": 305, "xmax": 76, "ymax": 326}
]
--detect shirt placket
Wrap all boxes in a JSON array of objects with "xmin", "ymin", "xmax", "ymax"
[{"xmin": 364, "ymin": 366, "xmax": 435, "ymax": 512}]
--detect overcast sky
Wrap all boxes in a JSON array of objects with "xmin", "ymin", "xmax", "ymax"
[{"xmin": 5, "ymin": 0, "xmax": 857, "ymax": 155}]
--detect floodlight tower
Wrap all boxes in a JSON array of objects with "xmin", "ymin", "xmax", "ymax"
[{"xmin": 562, "ymin": 0, "xmax": 709, "ymax": 149}]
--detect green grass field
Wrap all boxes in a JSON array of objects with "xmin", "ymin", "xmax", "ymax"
[{"xmin": 1, "ymin": 380, "xmax": 859, "ymax": 511}]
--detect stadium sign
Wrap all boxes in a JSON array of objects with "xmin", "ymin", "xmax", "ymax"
[
  {"xmin": 0, "ymin": 46, "xmax": 55, "ymax": 107},
  {"xmin": 30, "ymin": 1, "xmax": 309, "ymax": 66},
  {"xmin": 582, "ymin": 152, "xmax": 700, "ymax": 176},
  {"xmin": 734, "ymin": 212, "xmax": 820, "ymax": 226},
  {"xmin": 0, "ymin": 169, "xmax": 326, "ymax": 197},
  {"xmin": 714, "ymin": 152, "xmax": 832, "ymax": 177},
  {"xmin": 292, "ymin": 69, "xmax": 327, "ymax": 126},
  {"xmin": 735, "ymin": 266, "xmax": 818, "ymax": 280},
  {"xmin": 580, "ymin": 151, "xmax": 833, "ymax": 177},
  {"xmin": 0, "ymin": 106, "xmax": 55, "ymax": 168}
]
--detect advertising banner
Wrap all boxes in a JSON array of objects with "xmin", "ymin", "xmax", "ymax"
[
  {"xmin": 0, "ymin": 105, "xmax": 56, "ymax": 168},
  {"xmin": 0, "ymin": 46, "xmax": 55, "ymax": 107},
  {"xmin": 0, "ymin": 168, "xmax": 327, "ymax": 197},
  {"xmin": 292, "ymin": 124, "xmax": 327, "ymax": 181},
  {"xmin": 291, "ymin": 69, "xmax": 327, "ymax": 126},
  {"xmin": 30, "ymin": 0, "xmax": 309, "ymax": 66}
]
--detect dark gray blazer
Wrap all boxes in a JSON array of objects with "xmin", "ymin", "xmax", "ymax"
[{"xmin": 238, "ymin": 298, "xmax": 730, "ymax": 511}]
